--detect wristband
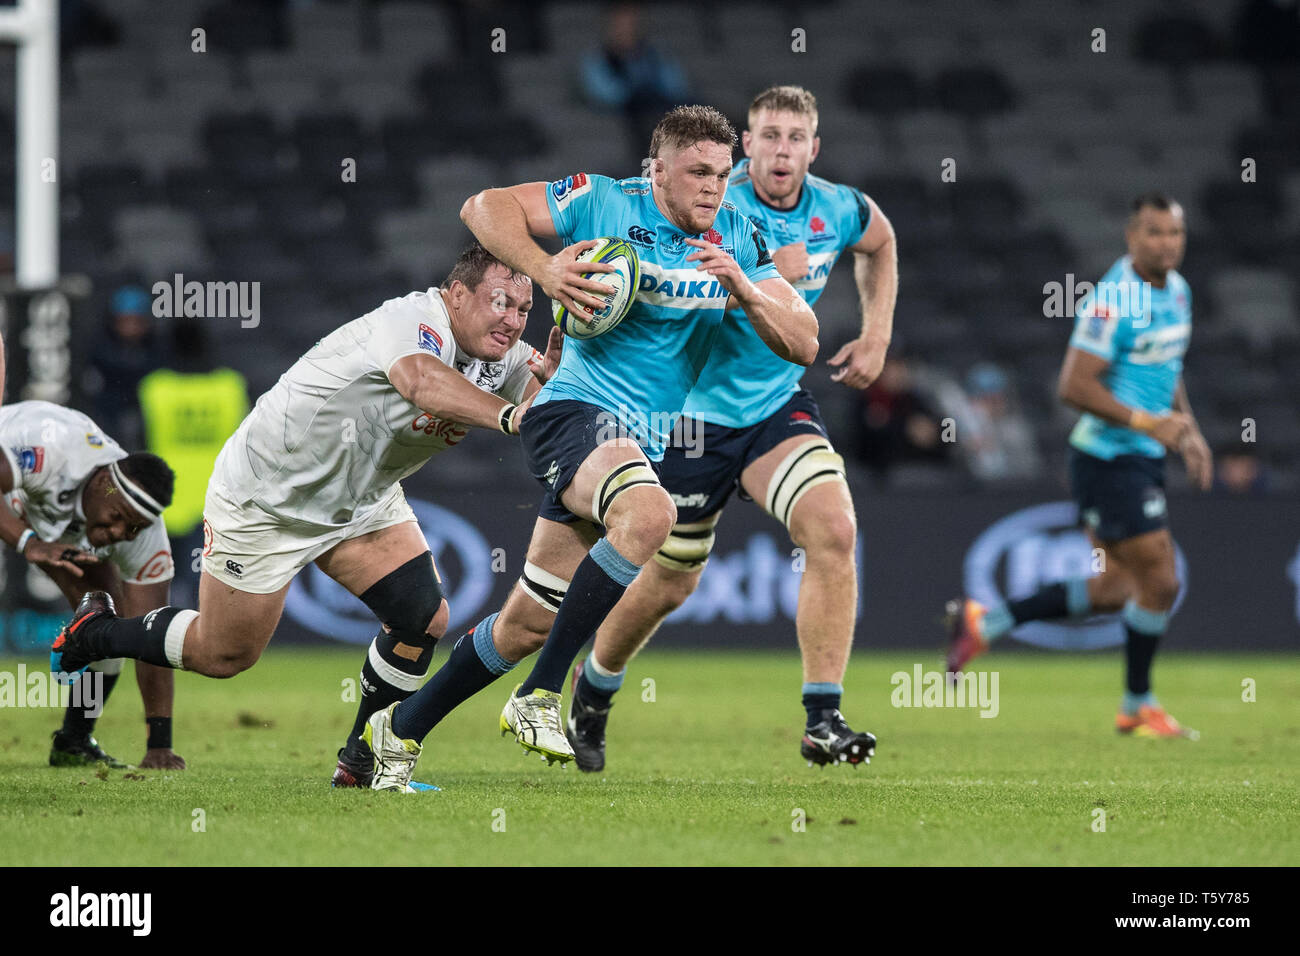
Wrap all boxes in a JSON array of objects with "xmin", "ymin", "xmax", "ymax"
[
  {"xmin": 499, "ymin": 403, "xmax": 517, "ymax": 435},
  {"xmin": 1129, "ymin": 410, "xmax": 1159, "ymax": 434},
  {"xmin": 16, "ymin": 528, "xmax": 35, "ymax": 556},
  {"xmin": 146, "ymin": 716, "xmax": 172, "ymax": 750}
]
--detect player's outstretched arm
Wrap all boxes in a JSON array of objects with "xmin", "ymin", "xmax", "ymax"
[
  {"xmin": 829, "ymin": 198, "xmax": 897, "ymax": 388},
  {"xmin": 0, "ymin": 456, "xmax": 99, "ymax": 575},
  {"xmin": 687, "ymin": 238, "xmax": 818, "ymax": 366},
  {"xmin": 461, "ymin": 183, "xmax": 614, "ymax": 317},
  {"xmin": 1058, "ymin": 347, "xmax": 1193, "ymax": 450},
  {"xmin": 389, "ymin": 352, "xmax": 523, "ymax": 434}
]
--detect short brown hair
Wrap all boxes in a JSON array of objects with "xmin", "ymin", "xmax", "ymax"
[
  {"xmin": 442, "ymin": 241, "xmax": 525, "ymax": 291},
  {"xmin": 748, "ymin": 85, "xmax": 819, "ymax": 134},
  {"xmin": 648, "ymin": 104, "xmax": 737, "ymax": 159}
]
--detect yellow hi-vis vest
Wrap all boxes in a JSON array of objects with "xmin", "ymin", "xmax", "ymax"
[{"xmin": 138, "ymin": 367, "xmax": 249, "ymax": 536}]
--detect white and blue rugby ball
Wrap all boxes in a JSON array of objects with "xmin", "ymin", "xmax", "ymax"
[{"xmin": 552, "ymin": 237, "xmax": 640, "ymax": 340}]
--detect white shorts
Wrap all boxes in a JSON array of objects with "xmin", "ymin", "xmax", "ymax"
[{"xmin": 201, "ymin": 481, "xmax": 417, "ymax": 594}]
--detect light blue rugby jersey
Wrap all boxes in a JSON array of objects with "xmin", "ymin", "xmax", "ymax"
[
  {"xmin": 537, "ymin": 171, "xmax": 781, "ymax": 459},
  {"xmin": 684, "ymin": 158, "xmax": 872, "ymax": 428},
  {"xmin": 1068, "ymin": 255, "xmax": 1192, "ymax": 460}
]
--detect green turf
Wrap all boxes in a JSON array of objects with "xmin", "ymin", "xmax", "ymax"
[{"xmin": 0, "ymin": 648, "xmax": 1296, "ymax": 866}]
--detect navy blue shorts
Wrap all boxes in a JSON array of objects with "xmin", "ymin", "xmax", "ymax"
[
  {"xmin": 657, "ymin": 389, "xmax": 831, "ymax": 524},
  {"xmin": 1069, "ymin": 448, "xmax": 1168, "ymax": 543},
  {"xmin": 519, "ymin": 399, "xmax": 660, "ymax": 524}
]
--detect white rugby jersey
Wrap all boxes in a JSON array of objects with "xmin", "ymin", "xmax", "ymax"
[
  {"xmin": 0, "ymin": 401, "xmax": 175, "ymax": 584},
  {"xmin": 212, "ymin": 287, "xmax": 541, "ymax": 527}
]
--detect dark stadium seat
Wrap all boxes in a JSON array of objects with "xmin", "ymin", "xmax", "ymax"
[
  {"xmin": 292, "ymin": 112, "xmax": 364, "ymax": 165},
  {"xmin": 860, "ymin": 173, "xmax": 932, "ymax": 229},
  {"xmin": 163, "ymin": 166, "xmax": 238, "ymax": 211},
  {"xmin": 1201, "ymin": 179, "xmax": 1286, "ymax": 259},
  {"xmin": 843, "ymin": 65, "xmax": 924, "ymax": 114},
  {"xmin": 948, "ymin": 175, "xmax": 1025, "ymax": 231},
  {"xmin": 414, "ymin": 61, "xmax": 505, "ymax": 112},
  {"xmin": 199, "ymin": 0, "xmax": 289, "ymax": 54},
  {"xmin": 1134, "ymin": 12, "xmax": 1222, "ymax": 65},
  {"xmin": 1234, "ymin": 124, "xmax": 1300, "ymax": 175},
  {"xmin": 201, "ymin": 111, "xmax": 286, "ymax": 185},
  {"xmin": 74, "ymin": 162, "xmax": 158, "ymax": 214},
  {"xmin": 934, "ymin": 66, "xmax": 1016, "ymax": 116}
]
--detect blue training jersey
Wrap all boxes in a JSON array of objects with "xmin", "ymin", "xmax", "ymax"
[
  {"xmin": 683, "ymin": 158, "xmax": 872, "ymax": 428},
  {"xmin": 1068, "ymin": 255, "xmax": 1192, "ymax": 459},
  {"xmin": 536, "ymin": 172, "xmax": 780, "ymax": 459}
]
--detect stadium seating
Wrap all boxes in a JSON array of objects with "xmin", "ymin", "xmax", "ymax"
[{"xmin": 11, "ymin": 0, "xmax": 1290, "ymax": 483}]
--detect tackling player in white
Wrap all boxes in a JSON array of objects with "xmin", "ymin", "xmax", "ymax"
[{"xmin": 50, "ymin": 244, "xmax": 561, "ymax": 788}]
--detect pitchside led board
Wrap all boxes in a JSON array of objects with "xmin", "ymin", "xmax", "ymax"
[{"xmin": 269, "ymin": 472, "xmax": 1299, "ymax": 654}]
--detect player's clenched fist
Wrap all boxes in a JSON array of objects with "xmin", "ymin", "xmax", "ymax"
[
  {"xmin": 685, "ymin": 238, "xmax": 750, "ymax": 297},
  {"xmin": 539, "ymin": 239, "xmax": 616, "ymax": 324}
]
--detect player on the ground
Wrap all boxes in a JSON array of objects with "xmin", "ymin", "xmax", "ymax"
[
  {"xmin": 946, "ymin": 193, "xmax": 1209, "ymax": 738},
  {"xmin": 566, "ymin": 86, "xmax": 897, "ymax": 772},
  {"xmin": 49, "ymin": 244, "xmax": 562, "ymax": 788},
  {"xmin": 1, "ymin": 402, "xmax": 185, "ymax": 768},
  {"xmin": 363, "ymin": 104, "xmax": 818, "ymax": 789}
]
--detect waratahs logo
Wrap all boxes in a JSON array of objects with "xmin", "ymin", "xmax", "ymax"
[
  {"xmin": 964, "ymin": 502, "xmax": 1186, "ymax": 649},
  {"xmin": 283, "ymin": 498, "xmax": 495, "ymax": 643},
  {"xmin": 704, "ymin": 228, "xmax": 723, "ymax": 245}
]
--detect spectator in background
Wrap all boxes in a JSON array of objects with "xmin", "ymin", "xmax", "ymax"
[
  {"xmin": 1212, "ymin": 446, "xmax": 1271, "ymax": 495},
  {"xmin": 138, "ymin": 319, "xmax": 250, "ymax": 608},
  {"xmin": 580, "ymin": 2, "xmax": 690, "ymax": 154},
  {"xmin": 853, "ymin": 356, "xmax": 951, "ymax": 478},
  {"xmin": 955, "ymin": 362, "xmax": 1042, "ymax": 483},
  {"xmin": 86, "ymin": 285, "xmax": 162, "ymax": 451}
]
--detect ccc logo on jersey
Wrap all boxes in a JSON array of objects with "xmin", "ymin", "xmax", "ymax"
[{"xmin": 626, "ymin": 225, "xmax": 655, "ymax": 247}]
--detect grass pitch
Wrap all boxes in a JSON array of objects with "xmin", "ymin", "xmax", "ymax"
[{"xmin": 0, "ymin": 648, "xmax": 1296, "ymax": 866}]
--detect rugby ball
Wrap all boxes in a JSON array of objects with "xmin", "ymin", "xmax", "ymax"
[{"xmin": 552, "ymin": 237, "xmax": 640, "ymax": 339}]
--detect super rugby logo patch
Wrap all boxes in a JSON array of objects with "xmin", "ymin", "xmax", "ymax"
[
  {"xmin": 418, "ymin": 323, "xmax": 443, "ymax": 356},
  {"xmin": 550, "ymin": 172, "xmax": 591, "ymax": 211},
  {"xmin": 16, "ymin": 446, "xmax": 44, "ymax": 473}
]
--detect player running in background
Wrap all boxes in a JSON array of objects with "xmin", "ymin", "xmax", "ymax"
[
  {"xmin": 364, "ymin": 104, "xmax": 817, "ymax": 788},
  {"xmin": 946, "ymin": 194, "xmax": 1210, "ymax": 738},
  {"xmin": 1, "ymin": 402, "xmax": 185, "ymax": 768},
  {"xmin": 569, "ymin": 86, "xmax": 897, "ymax": 771},
  {"xmin": 49, "ymin": 245, "xmax": 561, "ymax": 787}
]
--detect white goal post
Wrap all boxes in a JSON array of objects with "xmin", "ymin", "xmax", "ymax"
[{"xmin": 0, "ymin": 0, "xmax": 58, "ymax": 289}]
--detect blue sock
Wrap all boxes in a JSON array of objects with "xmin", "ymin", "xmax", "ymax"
[
  {"xmin": 575, "ymin": 656, "xmax": 625, "ymax": 709},
  {"xmin": 1122, "ymin": 601, "xmax": 1167, "ymax": 701},
  {"xmin": 1122, "ymin": 690, "xmax": 1158, "ymax": 715},
  {"xmin": 517, "ymin": 539, "xmax": 640, "ymax": 696},
  {"xmin": 391, "ymin": 614, "xmax": 514, "ymax": 742},
  {"xmin": 802, "ymin": 682, "xmax": 842, "ymax": 726}
]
